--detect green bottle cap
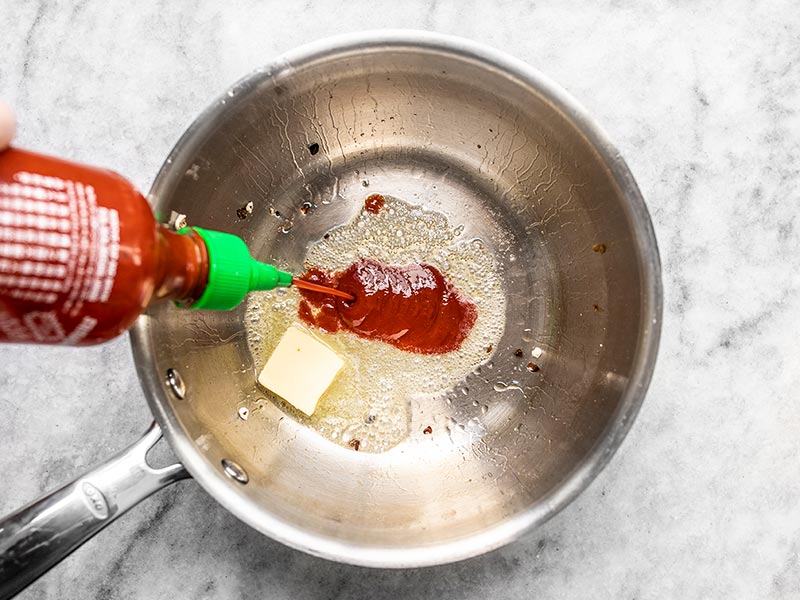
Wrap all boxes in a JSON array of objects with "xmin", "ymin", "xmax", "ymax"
[{"xmin": 182, "ymin": 227, "xmax": 293, "ymax": 310}]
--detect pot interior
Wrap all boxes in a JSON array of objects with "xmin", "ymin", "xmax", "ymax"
[{"xmin": 135, "ymin": 34, "xmax": 660, "ymax": 565}]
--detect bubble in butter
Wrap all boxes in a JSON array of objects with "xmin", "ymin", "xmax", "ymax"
[{"xmin": 257, "ymin": 325, "xmax": 344, "ymax": 416}]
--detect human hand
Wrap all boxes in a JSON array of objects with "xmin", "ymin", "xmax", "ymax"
[{"xmin": 0, "ymin": 101, "xmax": 15, "ymax": 150}]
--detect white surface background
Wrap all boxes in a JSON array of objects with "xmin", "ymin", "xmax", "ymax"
[{"xmin": 1, "ymin": 1, "xmax": 799, "ymax": 598}]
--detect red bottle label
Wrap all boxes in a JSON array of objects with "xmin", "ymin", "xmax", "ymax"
[
  {"xmin": 0, "ymin": 148, "xmax": 157, "ymax": 345},
  {"xmin": 0, "ymin": 169, "xmax": 121, "ymax": 343}
]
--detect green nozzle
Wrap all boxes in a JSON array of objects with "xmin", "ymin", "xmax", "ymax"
[{"xmin": 182, "ymin": 227, "xmax": 293, "ymax": 310}]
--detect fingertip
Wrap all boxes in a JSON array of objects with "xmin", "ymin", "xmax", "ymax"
[{"xmin": 0, "ymin": 101, "xmax": 16, "ymax": 150}]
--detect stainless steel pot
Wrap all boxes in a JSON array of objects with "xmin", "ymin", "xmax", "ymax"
[{"xmin": 0, "ymin": 31, "xmax": 661, "ymax": 597}]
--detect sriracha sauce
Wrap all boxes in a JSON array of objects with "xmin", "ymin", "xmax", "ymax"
[
  {"xmin": 297, "ymin": 258, "xmax": 477, "ymax": 354},
  {"xmin": 0, "ymin": 148, "xmax": 293, "ymax": 345}
]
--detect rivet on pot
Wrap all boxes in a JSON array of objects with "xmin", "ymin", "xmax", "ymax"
[
  {"xmin": 165, "ymin": 368, "xmax": 186, "ymax": 400},
  {"xmin": 221, "ymin": 459, "xmax": 249, "ymax": 484}
]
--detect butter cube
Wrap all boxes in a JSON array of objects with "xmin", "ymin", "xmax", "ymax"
[{"xmin": 258, "ymin": 325, "xmax": 344, "ymax": 416}]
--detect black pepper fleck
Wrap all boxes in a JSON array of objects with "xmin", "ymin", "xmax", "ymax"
[{"xmin": 308, "ymin": 143, "xmax": 320, "ymax": 155}]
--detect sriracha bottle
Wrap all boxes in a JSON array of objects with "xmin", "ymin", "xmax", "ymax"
[{"xmin": 0, "ymin": 148, "xmax": 292, "ymax": 345}]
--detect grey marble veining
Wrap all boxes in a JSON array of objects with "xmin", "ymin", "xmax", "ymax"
[{"xmin": 1, "ymin": 1, "xmax": 799, "ymax": 598}]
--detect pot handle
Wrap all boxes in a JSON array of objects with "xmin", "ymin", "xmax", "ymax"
[{"xmin": 0, "ymin": 422, "xmax": 188, "ymax": 599}]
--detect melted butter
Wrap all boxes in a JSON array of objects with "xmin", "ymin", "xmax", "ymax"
[{"xmin": 244, "ymin": 195, "xmax": 506, "ymax": 452}]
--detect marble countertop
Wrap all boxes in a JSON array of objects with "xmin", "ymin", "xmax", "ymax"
[{"xmin": 1, "ymin": 1, "xmax": 799, "ymax": 598}]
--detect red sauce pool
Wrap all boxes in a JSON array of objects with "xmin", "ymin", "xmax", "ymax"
[{"xmin": 297, "ymin": 258, "xmax": 477, "ymax": 354}]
